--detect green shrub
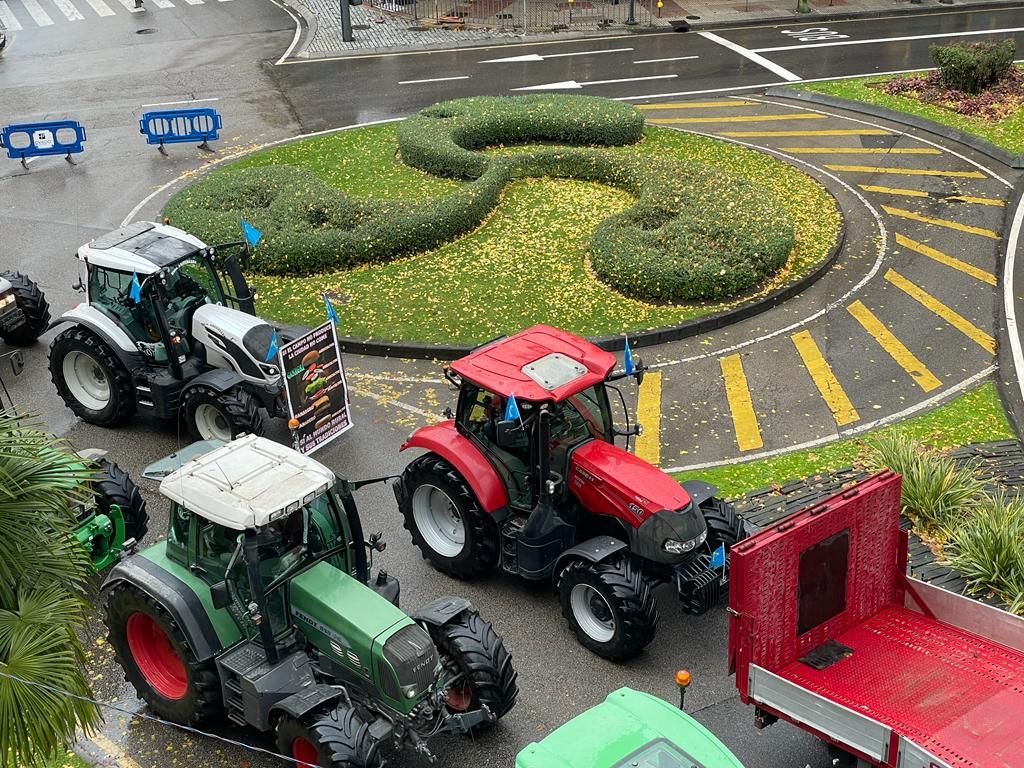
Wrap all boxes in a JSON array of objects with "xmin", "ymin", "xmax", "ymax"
[
  {"xmin": 929, "ymin": 39, "xmax": 1016, "ymax": 94},
  {"xmin": 866, "ymin": 433, "xmax": 984, "ymax": 534},
  {"xmin": 946, "ymin": 493, "xmax": 1024, "ymax": 613},
  {"xmin": 165, "ymin": 95, "xmax": 795, "ymax": 301}
]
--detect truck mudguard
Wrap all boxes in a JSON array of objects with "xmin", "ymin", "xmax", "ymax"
[
  {"xmin": 269, "ymin": 684, "xmax": 344, "ymax": 723},
  {"xmin": 49, "ymin": 305, "xmax": 145, "ymax": 369},
  {"xmin": 680, "ymin": 479, "xmax": 719, "ymax": 508},
  {"xmin": 103, "ymin": 556, "xmax": 223, "ymax": 662},
  {"xmin": 181, "ymin": 368, "xmax": 247, "ymax": 396},
  {"xmin": 412, "ymin": 596, "xmax": 472, "ymax": 627},
  {"xmin": 401, "ymin": 422, "xmax": 508, "ymax": 513},
  {"xmin": 552, "ymin": 536, "xmax": 628, "ymax": 582}
]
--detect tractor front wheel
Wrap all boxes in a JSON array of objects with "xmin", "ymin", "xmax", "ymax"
[
  {"xmin": 94, "ymin": 458, "xmax": 149, "ymax": 544},
  {"xmin": 183, "ymin": 386, "xmax": 263, "ymax": 442},
  {"xmin": 0, "ymin": 271, "xmax": 50, "ymax": 346},
  {"xmin": 426, "ymin": 609, "xmax": 518, "ymax": 731},
  {"xmin": 700, "ymin": 498, "xmax": 746, "ymax": 553},
  {"xmin": 275, "ymin": 708, "xmax": 379, "ymax": 768},
  {"xmin": 399, "ymin": 454, "xmax": 499, "ymax": 579},
  {"xmin": 557, "ymin": 557, "xmax": 658, "ymax": 661},
  {"xmin": 105, "ymin": 583, "xmax": 221, "ymax": 725},
  {"xmin": 50, "ymin": 327, "xmax": 135, "ymax": 426}
]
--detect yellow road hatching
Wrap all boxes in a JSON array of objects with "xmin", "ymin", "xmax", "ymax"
[
  {"xmin": 895, "ymin": 233, "xmax": 997, "ymax": 286},
  {"xmin": 88, "ymin": 733, "xmax": 144, "ymax": 768},
  {"xmin": 637, "ymin": 101, "xmax": 754, "ymax": 110},
  {"xmin": 721, "ymin": 128, "xmax": 892, "ymax": 137},
  {"xmin": 648, "ymin": 113, "xmax": 821, "ymax": 124},
  {"xmin": 882, "ymin": 205, "xmax": 999, "ymax": 239},
  {"xmin": 884, "ymin": 269, "xmax": 996, "ymax": 354},
  {"xmin": 847, "ymin": 300, "xmax": 942, "ymax": 392},
  {"xmin": 634, "ymin": 371, "xmax": 662, "ymax": 466},
  {"xmin": 825, "ymin": 164, "xmax": 986, "ymax": 178},
  {"xmin": 791, "ymin": 331, "xmax": 859, "ymax": 426},
  {"xmin": 720, "ymin": 354, "xmax": 763, "ymax": 452},
  {"xmin": 780, "ymin": 147, "xmax": 940, "ymax": 154},
  {"xmin": 858, "ymin": 185, "xmax": 1005, "ymax": 206}
]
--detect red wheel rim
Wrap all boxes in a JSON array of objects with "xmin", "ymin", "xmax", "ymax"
[
  {"xmin": 125, "ymin": 612, "xmax": 188, "ymax": 700},
  {"xmin": 292, "ymin": 737, "xmax": 319, "ymax": 766},
  {"xmin": 446, "ymin": 682, "xmax": 473, "ymax": 712}
]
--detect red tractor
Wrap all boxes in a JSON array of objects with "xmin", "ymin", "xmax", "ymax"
[{"xmin": 395, "ymin": 325, "xmax": 746, "ymax": 661}]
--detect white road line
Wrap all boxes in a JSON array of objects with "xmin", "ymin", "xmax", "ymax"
[
  {"xmin": 19, "ymin": 0, "xmax": 54, "ymax": 25},
  {"xmin": 181, "ymin": 0, "xmax": 202, "ymax": 4},
  {"xmin": 699, "ymin": 31, "xmax": 800, "ymax": 82},
  {"xmin": 664, "ymin": 366, "xmax": 997, "ymax": 472},
  {"xmin": 51, "ymin": 0, "xmax": 84, "ymax": 20},
  {"xmin": 115, "ymin": 0, "xmax": 143, "ymax": 12},
  {"xmin": 613, "ymin": 81, "xmax": 785, "ymax": 100},
  {"xmin": 754, "ymin": 25, "xmax": 1024, "ymax": 53},
  {"xmin": 0, "ymin": 1, "xmax": 23, "ymax": 29},
  {"xmin": 265, "ymin": 0, "xmax": 301, "ymax": 65},
  {"xmin": 399, "ymin": 75, "xmax": 470, "ymax": 84},
  {"xmin": 514, "ymin": 74, "xmax": 676, "ymax": 91},
  {"xmin": 1003, "ymin": 191, "xmax": 1024, "ymax": 419},
  {"xmin": 82, "ymin": 0, "xmax": 114, "ymax": 16},
  {"xmin": 149, "ymin": 0, "xmax": 174, "ymax": 7},
  {"xmin": 141, "ymin": 97, "xmax": 219, "ymax": 107},
  {"xmin": 352, "ymin": 387, "xmax": 437, "ymax": 421},
  {"xmin": 481, "ymin": 47, "xmax": 633, "ymax": 63},
  {"xmin": 633, "ymin": 55, "xmax": 699, "ymax": 64}
]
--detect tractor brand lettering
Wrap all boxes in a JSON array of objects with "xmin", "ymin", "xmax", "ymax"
[
  {"xmin": 628, "ymin": 503, "xmax": 644, "ymax": 517},
  {"xmin": 411, "ymin": 656, "xmax": 434, "ymax": 674},
  {"xmin": 575, "ymin": 468, "xmax": 595, "ymax": 482},
  {"xmin": 293, "ymin": 607, "xmax": 351, "ymax": 650}
]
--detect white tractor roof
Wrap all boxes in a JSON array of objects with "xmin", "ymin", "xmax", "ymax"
[
  {"xmin": 78, "ymin": 221, "xmax": 208, "ymax": 276},
  {"xmin": 159, "ymin": 435, "xmax": 336, "ymax": 530}
]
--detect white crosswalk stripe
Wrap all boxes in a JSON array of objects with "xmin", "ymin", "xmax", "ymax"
[
  {"xmin": 20, "ymin": 0, "xmax": 54, "ymax": 25},
  {"xmin": 51, "ymin": 0, "xmax": 85, "ymax": 20},
  {"xmin": 82, "ymin": 0, "xmax": 114, "ymax": 15},
  {"xmin": 115, "ymin": 0, "xmax": 142, "ymax": 12},
  {"xmin": 181, "ymin": 0, "xmax": 202, "ymax": 4},
  {"xmin": 0, "ymin": 0, "xmax": 23, "ymax": 28},
  {"xmin": 149, "ymin": 0, "xmax": 174, "ymax": 7}
]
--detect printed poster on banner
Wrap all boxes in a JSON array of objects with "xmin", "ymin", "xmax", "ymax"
[{"xmin": 278, "ymin": 321, "xmax": 353, "ymax": 454}]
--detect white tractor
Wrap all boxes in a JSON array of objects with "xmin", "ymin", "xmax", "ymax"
[
  {"xmin": 48, "ymin": 221, "xmax": 298, "ymax": 441},
  {"xmin": 0, "ymin": 270, "xmax": 50, "ymax": 346}
]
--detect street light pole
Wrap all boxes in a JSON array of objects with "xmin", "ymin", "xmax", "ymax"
[{"xmin": 339, "ymin": 0, "xmax": 354, "ymax": 42}]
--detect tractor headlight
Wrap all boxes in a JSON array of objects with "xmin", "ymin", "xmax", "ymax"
[
  {"xmin": 0, "ymin": 293, "xmax": 14, "ymax": 310},
  {"xmin": 663, "ymin": 529, "xmax": 707, "ymax": 555}
]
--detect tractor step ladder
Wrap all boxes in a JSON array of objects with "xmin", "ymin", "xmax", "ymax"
[
  {"xmin": 216, "ymin": 641, "xmax": 269, "ymax": 728},
  {"xmin": 500, "ymin": 516, "xmax": 524, "ymax": 574}
]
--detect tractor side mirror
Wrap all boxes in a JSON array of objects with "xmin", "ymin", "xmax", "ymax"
[
  {"xmin": 495, "ymin": 419, "xmax": 516, "ymax": 449},
  {"xmin": 8, "ymin": 350, "xmax": 24, "ymax": 377},
  {"xmin": 210, "ymin": 581, "xmax": 231, "ymax": 610},
  {"xmin": 634, "ymin": 357, "xmax": 646, "ymax": 386}
]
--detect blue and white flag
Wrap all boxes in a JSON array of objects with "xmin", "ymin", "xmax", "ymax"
[
  {"xmin": 624, "ymin": 337, "xmax": 635, "ymax": 375},
  {"xmin": 265, "ymin": 328, "xmax": 279, "ymax": 363},
  {"xmin": 709, "ymin": 543, "xmax": 726, "ymax": 570},
  {"xmin": 504, "ymin": 393, "xmax": 520, "ymax": 422},
  {"xmin": 129, "ymin": 271, "xmax": 142, "ymax": 303},
  {"xmin": 322, "ymin": 293, "xmax": 339, "ymax": 326},
  {"xmin": 241, "ymin": 218, "xmax": 262, "ymax": 248}
]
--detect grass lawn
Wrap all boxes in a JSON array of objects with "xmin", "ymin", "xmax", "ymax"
[
  {"xmin": 43, "ymin": 751, "xmax": 90, "ymax": 768},
  {"xmin": 795, "ymin": 66, "xmax": 1024, "ymax": 154},
  {"xmin": 196, "ymin": 123, "xmax": 840, "ymax": 345},
  {"xmin": 676, "ymin": 382, "xmax": 1014, "ymax": 498}
]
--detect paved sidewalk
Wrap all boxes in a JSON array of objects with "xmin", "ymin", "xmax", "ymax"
[{"xmin": 283, "ymin": 0, "xmax": 1018, "ymax": 58}]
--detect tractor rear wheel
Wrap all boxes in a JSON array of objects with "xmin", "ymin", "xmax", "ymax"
[
  {"xmin": 94, "ymin": 458, "xmax": 149, "ymax": 544},
  {"xmin": 700, "ymin": 498, "xmax": 746, "ymax": 552},
  {"xmin": 0, "ymin": 271, "xmax": 50, "ymax": 346},
  {"xmin": 399, "ymin": 454, "xmax": 499, "ymax": 579},
  {"xmin": 275, "ymin": 708, "xmax": 379, "ymax": 768},
  {"xmin": 557, "ymin": 557, "xmax": 658, "ymax": 661},
  {"xmin": 105, "ymin": 583, "xmax": 221, "ymax": 725},
  {"xmin": 50, "ymin": 326, "xmax": 135, "ymax": 426},
  {"xmin": 426, "ymin": 609, "xmax": 518, "ymax": 731},
  {"xmin": 183, "ymin": 386, "xmax": 263, "ymax": 442}
]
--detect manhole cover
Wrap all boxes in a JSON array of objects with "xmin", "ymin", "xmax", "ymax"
[
  {"xmin": 136, "ymin": 27, "xmax": 157, "ymax": 34},
  {"xmin": 685, "ymin": 14, "xmax": 700, "ymax": 19},
  {"xmin": 352, "ymin": 23, "xmax": 369, "ymax": 28}
]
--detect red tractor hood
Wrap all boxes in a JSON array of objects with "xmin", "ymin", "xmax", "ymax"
[{"xmin": 569, "ymin": 440, "xmax": 692, "ymax": 524}]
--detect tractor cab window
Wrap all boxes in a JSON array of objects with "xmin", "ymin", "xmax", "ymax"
[
  {"xmin": 87, "ymin": 265, "xmax": 160, "ymax": 344},
  {"xmin": 559, "ymin": 385, "xmax": 612, "ymax": 442},
  {"xmin": 165, "ymin": 503, "xmax": 192, "ymax": 565},
  {"xmin": 161, "ymin": 258, "xmax": 220, "ymax": 334},
  {"xmin": 458, "ymin": 384, "xmax": 534, "ymax": 510}
]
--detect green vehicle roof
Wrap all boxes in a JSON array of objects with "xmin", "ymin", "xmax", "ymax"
[{"xmin": 515, "ymin": 688, "xmax": 745, "ymax": 768}]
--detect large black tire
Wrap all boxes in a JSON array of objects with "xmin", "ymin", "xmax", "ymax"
[
  {"xmin": 426, "ymin": 609, "xmax": 518, "ymax": 731},
  {"xmin": 275, "ymin": 707, "xmax": 380, "ymax": 768},
  {"xmin": 399, "ymin": 454, "xmax": 499, "ymax": 579},
  {"xmin": 94, "ymin": 458, "xmax": 149, "ymax": 544},
  {"xmin": 105, "ymin": 582, "xmax": 221, "ymax": 725},
  {"xmin": 557, "ymin": 557, "xmax": 658, "ymax": 661},
  {"xmin": 182, "ymin": 385, "xmax": 263, "ymax": 441},
  {"xmin": 0, "ymin": 270, "xmax": 50, "ymax": 346},
  {"xmin": 700, "ymin": 498, "xmax": 746, "ymax": 552},
  {"xmin": 49, "ymin": 326, "xmax": 135, "ymax": 426}
]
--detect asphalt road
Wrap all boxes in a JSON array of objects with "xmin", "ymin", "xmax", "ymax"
[{"xmin": 2, "ymin": 4, "xmax": 1023, "ymax": 768}]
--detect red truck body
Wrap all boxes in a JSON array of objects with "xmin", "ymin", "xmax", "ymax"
[{"xmin": 728, "ymin": 471, "xmax": 1024, "ymax": 768}]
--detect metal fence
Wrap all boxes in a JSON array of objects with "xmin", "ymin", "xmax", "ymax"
[{"xmin": 369, "ymin": 0, "xmax": 666, "ymax": 32}]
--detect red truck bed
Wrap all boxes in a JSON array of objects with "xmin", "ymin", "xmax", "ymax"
[{"xmin": 728, "ymin": 471, "xmax": 1024, "ymax": 768}]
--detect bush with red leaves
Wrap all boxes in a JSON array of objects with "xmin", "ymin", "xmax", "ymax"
[{"xmin": 879, "ymin": 67, "xmax": 1024, "ymax": 121}]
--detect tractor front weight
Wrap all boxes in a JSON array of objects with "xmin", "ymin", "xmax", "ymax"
[{"xmin": 76, "ymin": 503, "xmax": 127, "ymax": 571}]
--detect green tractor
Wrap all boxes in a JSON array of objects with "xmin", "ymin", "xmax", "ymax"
[
  {"xmin": 517, "ymin": 685, "xmax": 745, "ymax": 768},
  {"xmin": 102, "ymin": 435, "xmax": 518, "ymax": 767}
]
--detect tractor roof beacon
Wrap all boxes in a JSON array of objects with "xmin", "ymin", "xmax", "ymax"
[
  {"xmin": 47, "ymin": 221, "xmax": 299, "ymax": 442},
  {"xmin": 396, "ymin": 325, "xmax": 748, "ymax": 661},
  {"xmin": 103, "ymin": 435, "xmax": 518, "ymax": 768}
]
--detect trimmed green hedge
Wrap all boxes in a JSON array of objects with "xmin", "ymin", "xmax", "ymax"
[{"xmin": 165, "ymin": 95, "xmax": 795, "ymax": 302}]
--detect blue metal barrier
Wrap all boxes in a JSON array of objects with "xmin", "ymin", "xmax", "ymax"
[
  {"xmin": 139, "ymin": 108, "xmax": 222, "ymax": 154},
  {"xmin": 0, "ymin": 121, "xmax": 87, "ymax": 168}
]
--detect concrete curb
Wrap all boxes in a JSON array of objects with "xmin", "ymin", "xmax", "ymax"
[
  {"xmin": 336, "ymin": 217, "xmax": 846, "ymax": 360},
  {"xmin": 996, "ymin": 188, "xmax": 1024, "ymax": 437},
  {"xmin": 278, "ymin": 0, "xmax": 319, "ymax": 59},
  {"xmin": 765, "ymin": 86, "xmax": 1024, "ymax": 169}
]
